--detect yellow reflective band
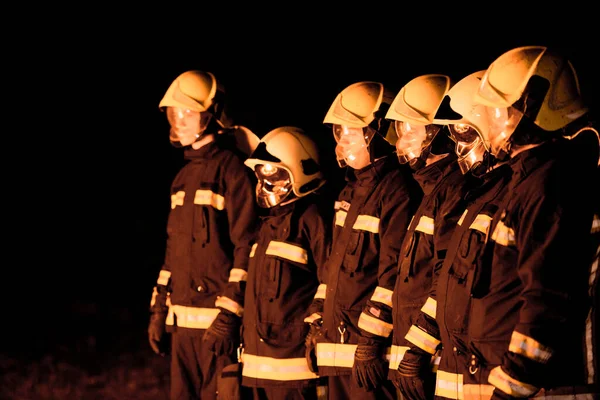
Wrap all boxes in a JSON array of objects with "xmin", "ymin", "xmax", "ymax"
[
  {"xmin": 370, "ymin": 286, "xmax": 393, "ymax": 307},
  {"xmin": 415, "ymin": 215, "xmax": 435, "ymax": 235},
  {"xmin": 463, "ymin": 384, "xmax": 494, "ymax": 400},
  {"xmin": 265, "ymin": 241, "xmax": 308, "ymax": 264},
  {"xmin": 488, "ymin": 366, "xmax": 538, "ymax": 398},
  {"xmin": 405, "ymin": 325, "xmax": 440, "ymax": 355},
  {"xmin": 358, "ymin": 312, "xmax": 393, "ymax": 337},
  {"xmin": 592, "ymin": 214, "xmax": 600, "ymax": 233},
  {"xmin": 509, "ymin": 330, "xmax": 552, "ymax": 363},
  {"xmin": 491, "ymin": 220, "xmax": 516, "ymax": 247},
  {"xmin": 241, "ymin": 353, "xmax": 318, "ymax": 381},
  {"xmin": 421, "ymin": 297, "xmax": 437, "ymax": 319},
  {"xmin": 470, "ymin": 213, "xmax": 492, "ymax": 236},
  {"xmin": 165, "ymin": 305, "xmax": 220, "ymax": 329},
  {"xmin": 457, "ymin": 209, "xmax": 468, "ymax": 226},
  {"xmin": 150, "ymin": 287, "xmax": 158, "ymax": 307},
  {"xmin": 335, "ymin": 209, "xmax": 347, "ymax": 227},
  {"xmin": 228, "ymin": 268, "xmax": 247, "ymax": 282},
  {"xmin": 389, "ymin": 345, "xmax": 409, "ymax": 370},
  {"xmin": 157, "ymin": 270, "xmax": 171, "ymax": 286},
  {"xmin": 353, "ymin": 215, "xmax": 380, "ymax": 233},
  {"xmin": 193, "ymin": 189, "xmax": 225, "ymax": 210},
  {"xmin": 215, "ymin": 296, "xmax": 244, "ymax": 317},
  {"xmin": 435, "ymin": 370, "xmax": 464, "ymax": 399},
  {"xmin": 314, "ymin": 284, "xmax": 327, "ymax": 300},
  {"xmin": 249, "ymin": 243, "xmax": 257, "ymax": 258},
  {"xmin": 316, "ymin": 343, "xmax": 392, "ymax": 368},
  {"xmin": 303, "ymin": 313, "xmax": 322, "ymax": 324},
  {"xmin": 171, "ymin": 191, "xmax": 185, "ymax": 209}
]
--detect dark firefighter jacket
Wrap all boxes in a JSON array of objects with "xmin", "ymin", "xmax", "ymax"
[
  {"xmin": 315, "ymin": 155, "xmax": 423, "ymax": 377},
  {"xmin": 149, "ymin": 131, "xmax": 258, "ymax": 334},
  {"xmin": 405, "ymin": 161, "xmax": 513, "ymax": 400},
  {"xmin": 241, "ymin": 195, "xmax": 332, "ymax": 388},
  {"xmin": 389, "ymin": 154, "xmax": 479, "ymax": 375},
  {"xmin": 474, "ymin": 133, "xmax": 598, "ymax": 399}
]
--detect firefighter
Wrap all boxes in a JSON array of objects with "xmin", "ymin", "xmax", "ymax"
[
  {"xmin": 147, "ymin": 70, "xmax": 260, "ymax": 400},
  {"xmin": 305, "ymin": 81, "xmax": 423, "ymax": 399},
  {"xmin": 384, "ymin": 74, "xmax": 480, "ymax": 400},
  {"xmin": 240, "ymin": 126, "xmax": 332, "ymax": 400},
  {"xmin": 400, "ymin": 70, "xmax": 515, "ymax": 400},
  {"xmin": 462, "ymin": 46, "xmax": 599, "ymax": 399}
]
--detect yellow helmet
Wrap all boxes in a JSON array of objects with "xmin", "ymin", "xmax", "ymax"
[
  {"xmin": 387, "ymin": 74, "xmax": 454, "ymax": 167},
  {"xmin": 245, "ymin": 127, "xmax": 326, "ymax": 207},
  {"xmin": 433, "ymin": 71, "xmax": 490, "ymax": 174},
  {"xmin": 324, "ymin": 81, "xmax": 395, "ymax": 168},
  {"xmin": 475, "ymin": 46, "xmax": 588, "ymax": 132},
  {"xmin": 387, "ymin": 74, "xmax": 453, "ymax": 125},
  {"xmin": 159, "ymin": 70, "xmax": 222, "ymax": 112},
  {"xmin": 323, "ymin": 81, "xmax": 392, "ymax": 128}
]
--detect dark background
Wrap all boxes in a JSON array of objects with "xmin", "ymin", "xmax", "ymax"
[{"xmin": 7, "ymin": 12, "xmax": 598, "ymax": 365}]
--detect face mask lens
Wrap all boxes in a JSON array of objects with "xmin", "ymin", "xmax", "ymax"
[{"xmin": 255, "ymin": 164, "xmax": 292, "ymax": 207}]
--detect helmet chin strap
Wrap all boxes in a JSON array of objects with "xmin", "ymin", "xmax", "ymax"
[{"xmin": 191, "ymin": 133, "xmax": 215, "ymax": 150}]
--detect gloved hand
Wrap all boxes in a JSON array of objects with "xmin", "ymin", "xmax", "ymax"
[
  {"xmin": 351, "ymin": 341, "xmax": 388, "ymax": 391},
  {"xmin": 392, "ymin": 347, "xmax": 435, "ymax": 400},
  {"xmin": 203, "ymin": 309, "xmax": 241, "ymax": 357},
  {"xmin": 304, "ymin": 319, "xmax": 323, "ymax": 373},
  {"xmin": 148, "ymin": 312, "xmax": 169, "ymax": 356}
]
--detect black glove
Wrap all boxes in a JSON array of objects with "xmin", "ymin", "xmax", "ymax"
[
  {"xmin": 203, "ymin": 309, "xmax": 241, "ymax": 357},
  {"xmin": 351, "ymin": 341, "xmax": 388, "ymax": 391},
  {"xmin": 148, "ymin": 312, "xmax": 169, "ymax": 356},
  {"xmin": 304, "ymin": 319, "xmax": 323, "ymax": 373},
  {"xmin": 392, "ymin": 347, "xmax": 435, "ymax": 400}
]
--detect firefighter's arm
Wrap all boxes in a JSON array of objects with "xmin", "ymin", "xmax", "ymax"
[
  {"xmin": 358, "ymin": 188, "xmax": 415, "ymax": 341},
  {"xmin": 489, "ymin": 180, "xmax": 592, "ymax": 397},
  {"xmin": 218, "ymin": 155, "xmax": 259, "ymax": 316},
  {"xmin": 304, "ymin": 200, "xmax": 332, "ymax": 325}
]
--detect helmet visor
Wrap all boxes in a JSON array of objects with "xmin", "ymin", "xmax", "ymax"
[
  {"xmin": 254, "ymin": 164, "xmax": 293, "ymax": 208},
  {"xmin": 166, "ymin": 107, "xmax": 212, "ymax": 146},
  {"xmin": 394, "ymin": 121, "xmax": 441, "ymax": 163},
  {"xmin": 332, "ymin": 124, "xmax": 372, "ymax": 169}
]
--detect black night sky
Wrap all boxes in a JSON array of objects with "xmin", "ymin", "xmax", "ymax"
[{"xmin": 5, "ymin": 10, "xmax": 599, "ymax": 398}]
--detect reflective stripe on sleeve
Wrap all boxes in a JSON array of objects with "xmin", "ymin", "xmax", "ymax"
[
  {"xmin": 358, "ymin": 312, "xmax": 393, "ymax": 337},
  {"xmin": 488, "ymin": 366, "xmax": 538, "ymax": 398},
  {"xmin": 157, "ymin": 270, "xmax": 171, "ymax": 286},
  {"xmin": 249, "ymin": 243, "xmax": 257, "ymax": 257},
  {"xmin": 215, "ymin": 296, "xmax": 244, "ymax": 317},
  {"xmin": 266, "ymin": 241, "xmax": 308, "ymax": 264},
  {"xmin": 491, "ymin": 220, "xmax": 516, "ymax": 247},
  {"xmin": 420, "ymin": 297, "xmax": 437, "ymax": 319},
  {"xmin": 314, "ymin": 284, "xmax": 326, "ymax": 300},
  {"xmin": 509, "ymin": 330, "xmax": 552, "ymax": 363},
  {"xmin": 405, "ymin": 325, "xmax": 440, "ymax": 355},
  {"xmin": 470, "ymin": 213, "xmax": 492, "ymax": 236},
  {"xmin": 171, "ymin": 191, "xmax": 185, "ymax": 209},
  {"xmin": 228, "ymin": 268, "xmax": 247, "ymax": 282},
  {"xmin": 370, "ymin": 286, "xmax": 393, "ymax": 307}
]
